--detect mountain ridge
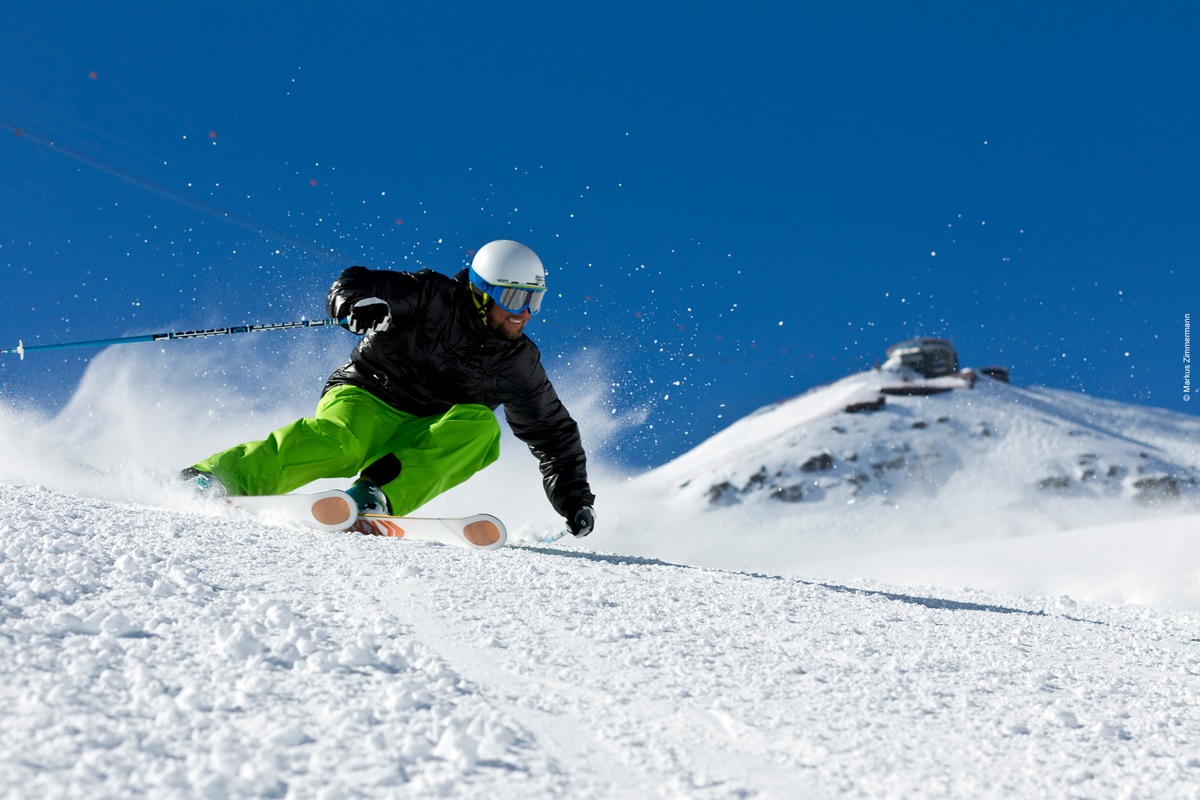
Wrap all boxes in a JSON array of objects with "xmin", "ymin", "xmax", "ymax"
[{"xmin": 640, "ymin": 366, "xmax": 1200, "ymax": 514}]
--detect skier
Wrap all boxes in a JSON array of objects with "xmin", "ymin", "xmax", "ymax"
[{"xmin": 181, "ymin": 240, "xmax": 596, "ymax": 538}]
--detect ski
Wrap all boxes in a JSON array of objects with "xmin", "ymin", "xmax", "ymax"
[
  {"xmin": 228, "ymin": 489, "xmax": 357, "ymax": 532},
  {"xmin": 225, "ymin": 490, "xmax": 507, "ymax": 550},
  {"xmin": 350, "ymin": 513, "xmax": 506, "ymax": 550}
]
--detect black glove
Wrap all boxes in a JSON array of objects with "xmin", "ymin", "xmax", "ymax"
[
  {"xmin": 567, "ymin": 505, "xmax": 595, "ymax": 538},
  {"xmin": 345, "ymin": 297, "xmax": 392, "ymax": 334}
]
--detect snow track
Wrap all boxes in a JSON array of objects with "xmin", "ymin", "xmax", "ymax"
[{"xmin": 3, "ymin": 485, "xmax": 1200, "ymax": 798}]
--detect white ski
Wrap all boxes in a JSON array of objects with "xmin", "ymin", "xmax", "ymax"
[
  {"xmin": 228, "ymin": 489, "xmax": 357, "ymax": 532},
  {"xmin": 350, "ymin": 513, "xmax": 506, "ymax": 550}
]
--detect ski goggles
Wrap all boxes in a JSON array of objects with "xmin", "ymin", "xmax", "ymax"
[{"xmin": 470, "ymin": 275, "xmax": 545, "ymax": 315}]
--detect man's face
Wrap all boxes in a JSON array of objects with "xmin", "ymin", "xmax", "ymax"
[{"xmin": 486, "ymin": 302, "xmax": 532, "ymax": 340}]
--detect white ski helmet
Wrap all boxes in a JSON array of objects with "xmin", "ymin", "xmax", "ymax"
[{"xmin": 469, "ymin": 240, "xmax": 547, "ymax": 314}]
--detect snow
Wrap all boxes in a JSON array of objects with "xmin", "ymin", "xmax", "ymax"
[
  {"xmin": 2, "ymin": 347, "xmax": 1200, "ymax": 797},
  {"xmin": 5, "ymin": 486, "xmax": 1200, "ymax": 798},
  {"xmin": 611, "ymin": 366, "xmax": 1200, "ymax": 610}
]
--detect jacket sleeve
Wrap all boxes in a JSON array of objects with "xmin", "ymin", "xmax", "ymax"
[
  {"xmin": 505, "ymin": 364, "xmax": 595, "ymax": 519},
  {"xmin": 327, "ymin": 266, "xmax": 427, "ymax": 326}
]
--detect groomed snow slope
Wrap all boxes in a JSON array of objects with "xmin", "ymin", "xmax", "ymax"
[
  {"xmin": 3, "ymin": 484, "xmax": 1200, "ymax": 799},
  {"xmin": 3, "ymin": 346, "xmax": 1200, "ymax": 797}
]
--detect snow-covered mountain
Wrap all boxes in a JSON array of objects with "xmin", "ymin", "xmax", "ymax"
[
  {"xmin": 598, "ymin": 365, "xmax": 1200, "ymax": 608},
  {"xmin": 643, "ymin": 366, "xmax": 1200, "ymax": 513}
]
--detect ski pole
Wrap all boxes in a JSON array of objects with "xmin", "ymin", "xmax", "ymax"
[{"xmin": 1, "ymin": 317, "xmax": 347, "ymax": 361}]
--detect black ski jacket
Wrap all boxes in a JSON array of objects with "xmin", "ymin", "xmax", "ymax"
[{"xmin": 324, "ymin": 266, "xmax": 594, "ymax": 518}]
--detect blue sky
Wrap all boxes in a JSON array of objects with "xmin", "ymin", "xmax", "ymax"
[{"xmin": 2, "ymin": 2, "xmax": 1197, "ymax": 468}]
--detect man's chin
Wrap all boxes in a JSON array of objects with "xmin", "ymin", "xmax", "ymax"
[{"xmin": 491, "ymin": 323, "xmax": 525, "ymax": 340}]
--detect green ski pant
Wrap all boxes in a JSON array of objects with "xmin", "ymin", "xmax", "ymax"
[{"xmin": 193, "ymin": 384, "xmax": 501, "ymax": 516}]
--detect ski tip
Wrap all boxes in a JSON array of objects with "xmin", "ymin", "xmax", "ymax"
[
  {"xmin": 463, "ymin": 516, "xmax": 505, "ymax": 548},
  {"xmin": 311, "ymin": 494, "xmax": 355, "ymax": 527}
]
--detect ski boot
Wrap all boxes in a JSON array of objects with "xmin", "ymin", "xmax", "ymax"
[
  {"xmin": 179, "ymin": 467, "xmax": 229, "ymax": 497},
  {"xmin": 346, "ymin": 478, "xmax": 391, "ymax": 516}
]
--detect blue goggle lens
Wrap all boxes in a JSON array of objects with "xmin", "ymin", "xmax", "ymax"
[
  {"xmin": 492, "ymin": 285, "xmax": 544, "ymax": 314},
  {"xmin": 472, "ymin": 275, "xmax": 545, "ymax": 315}
]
